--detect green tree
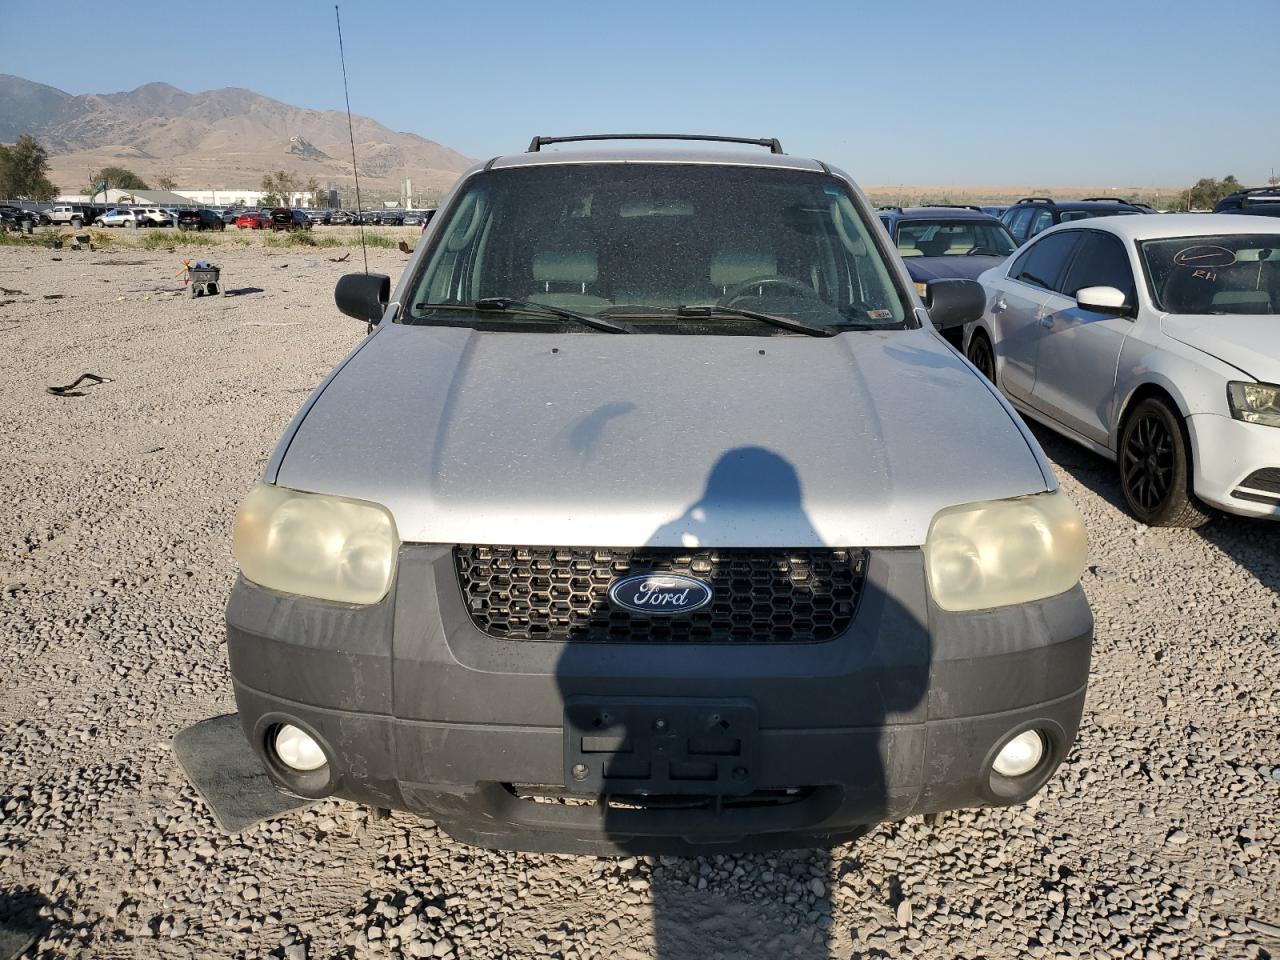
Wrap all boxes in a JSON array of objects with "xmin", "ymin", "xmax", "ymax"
[
  {"xmin": 260, "ymin": 170, "xmax": 297, "ymax": 206},
  {"xmin": 1188, "ymin": 174, "xmax": 1244, "ymax": 210},
  {"xmin": 90, "ymin": 166, "xmax": 149, "ymax": 193},
  {"xmin": 0, "ymin": 134, "xmax": 58, "ymax": 199},
  {"xmin": 155, "ymin": 172, "xmax": 178, "ymax": 190},
  {"xmin": 303, "ymin": 175, "xmax": 321, "ymax": 207}
]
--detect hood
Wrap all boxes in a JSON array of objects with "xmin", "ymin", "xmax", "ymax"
[
  {"xmin": 273, "ymin": 324, "xmax": 1050, "ymax": 547},
  {"xmin": 1160, "ymin": 315, "xmax": 1280, "ymax": 382},
  {"xmin": 904, "ymin": 255, "xmax": 1008, "ymax": 283}
]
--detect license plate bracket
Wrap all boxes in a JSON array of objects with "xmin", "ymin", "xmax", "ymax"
[{"xmin": 563, "ymin": 697, "xmax": 758, "ymax": 796}]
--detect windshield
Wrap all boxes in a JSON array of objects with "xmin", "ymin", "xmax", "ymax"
[
  {"xmin": 1140, "ymin": 234, "xmax": 1280, "ymax": 314},
  {"xmin": 405, "ymin": 164, "xmax": 908, "ymax": 333},
  {"xmin": 894, "ymin": 219, "xmax": 1016, "ymax": 257}
]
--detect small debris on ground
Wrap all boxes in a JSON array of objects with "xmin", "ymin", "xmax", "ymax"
[{"xmin": 46, "ymin": 373, "xmax": 109, "ymax": 396}]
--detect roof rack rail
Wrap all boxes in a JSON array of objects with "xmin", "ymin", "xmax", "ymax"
[
  {"xmin": 877, "ymin": 204, "xmax": 903, "ymax": 213},
  {"xmin": 923, "ymin": 203, "xmax": 984, "ymax": 211},
  {"xmin": 1015, "ymin": 197, "xmax": 1054, "ymax": 204},
  {"xmin": 526, "ymin": 133, "xmax": 784, "ymax": 154},
  {"xmin": 1236, "ymin": 186, "xmax": 1280, "ymax": 200},
  {"xmin": 1081, "ymin": 196, "xmax": 1137, "ymax": 204}
]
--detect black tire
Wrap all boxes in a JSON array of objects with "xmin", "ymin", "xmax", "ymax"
[
  {"xmin": 967, "ymin": 331, "xmax": 996, "ymax": 383},
  {"xmin": 1118, "ymin": 397, "xmax": 1211, "ymax": 528}
]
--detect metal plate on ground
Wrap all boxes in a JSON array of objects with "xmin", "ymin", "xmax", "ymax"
[
  {"xmin": 172, "ymin": 714, "xmax": 316, "ymax": 834},
  {"xmin": 564, "ymin": 697, "xmax": 758, "ymax": 796}
]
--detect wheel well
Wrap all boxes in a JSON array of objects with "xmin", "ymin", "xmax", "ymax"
[
  {"xmin": 1117, "ymin": 383, "xmax": 1183, "ymax": 433},
  {"xmin": 1115, "ymin": 383, "xmax": 1192, "ymax": 458},
  {"xmin": 965, "ymin": 325, "xmax": 992, "ymax": 359}
]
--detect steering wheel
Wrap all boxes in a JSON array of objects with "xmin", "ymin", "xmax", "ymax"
[{"xmin": 718, "ymin": 275, "xmax": 819, "ymax": 306}]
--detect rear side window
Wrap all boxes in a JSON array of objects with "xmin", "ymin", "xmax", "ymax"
[
  {"xmin": 1005, "ymin": 207, "xmax": 1033, "ymax": 241},
  {"xmin": 1062, "ymin": 232, "xmax": 1135, "ymax": 304},
  {"xmin": 1009, "ymin": 232, "xmax": 1081, "ymax": 292},
  {"xmin": 1027, "ymin": 208, "xmax": 1055, "ymax": 238}
]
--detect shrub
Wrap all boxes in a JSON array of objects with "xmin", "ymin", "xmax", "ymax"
[{"xmin": 138, "ymin": 230, "xmax": 215, "ymax": 249}]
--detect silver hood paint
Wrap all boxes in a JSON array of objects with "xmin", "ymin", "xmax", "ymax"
[
  {"xmin": 270, "ymin": 324, "xmax": 1052, "ymax": 548},
  {"xmin": 1160, "ymin": 314, "xmax": 1280, "ymax": 383}
]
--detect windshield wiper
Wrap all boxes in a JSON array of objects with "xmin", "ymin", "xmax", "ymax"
[
  {"xmin": 413, "ymin": 299, "xmax": 632, "ymax": 333},
  {"xmin": 474, "ymin": 297, "xmax": 632, "ymax": 333},
  {"xmin": 675, "ymin": 304, "xmax": 837, "ymax": 337}
]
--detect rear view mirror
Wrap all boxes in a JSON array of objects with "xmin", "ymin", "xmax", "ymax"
[
  {"xmin": 335, "ymin": 272, "xmax": 391, "ymax": 324},
  {"xmin": 1075, "ymin": 285, "xmax": 1130, "ymax": 316},
  {"xmin": 926, "ymin": 278, "xmax": 986, "ymax": 330}
]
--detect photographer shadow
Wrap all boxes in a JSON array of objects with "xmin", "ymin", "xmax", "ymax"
[{"xmin": 554, "ymin": 447, "xmax": 932, "ymax": 958}]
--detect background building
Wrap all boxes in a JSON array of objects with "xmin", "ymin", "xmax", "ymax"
[{"xmin": 173, "ymin": 189, "xmax": 315, "ymax": 207}]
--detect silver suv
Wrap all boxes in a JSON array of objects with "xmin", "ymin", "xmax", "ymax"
[{"xmin": 225, "ymin": 135, "xmax": 1093, "ymax": 854}]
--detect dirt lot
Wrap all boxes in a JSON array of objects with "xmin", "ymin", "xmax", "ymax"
[{"xmin": 0, "ymin": 242, "xmax": 1277, "ymax": 960}]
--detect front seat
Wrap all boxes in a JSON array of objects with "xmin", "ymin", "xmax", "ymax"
[{"xmin": 528, "ymin": 249, "xmax": 610, "ymax": 309}]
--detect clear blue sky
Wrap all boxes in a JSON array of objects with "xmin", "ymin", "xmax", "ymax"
[{"xmin": 3, "ymin": 0, "xmax": 1276, "ymax": 187}]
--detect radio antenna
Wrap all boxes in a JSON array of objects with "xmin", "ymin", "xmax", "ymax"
[{"xmin": 334, "ymin": 5, "xmax": 368, "ymax": 275}]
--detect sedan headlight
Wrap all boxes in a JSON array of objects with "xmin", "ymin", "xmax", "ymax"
[
  {"xmin": 232, "ymin": 484, "xmax": 399, "ymax": 604},
  {"xmin": 1227, "ymin": 381, "xmax": 1280, "ymax": 428},
  {"xmin": 924, "ymin": 490, "xmax": 1087, "ymax": 612}
]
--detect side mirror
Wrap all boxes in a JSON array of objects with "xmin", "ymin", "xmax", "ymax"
[
  {"xmin": 1075, "ymin": 285, "xmax": 1130, "ymax": 316},
  {"xmin": 926, "ymin": 278, "xmax": 986, "ymax": 330},
  {"xmin": 335, "ymin": 272, "xmax": 391, "ymax": 324}
]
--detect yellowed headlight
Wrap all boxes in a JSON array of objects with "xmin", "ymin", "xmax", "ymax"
[
  {"xmin": 924, "ymin": 490, "xmax": 1087, "ymax": 612},
  {"xmin": 233, "ymin": 484, "xmax": 399, "ymax": 604}
]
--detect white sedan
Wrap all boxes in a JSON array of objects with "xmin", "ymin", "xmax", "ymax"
[{"xmin": 964, "ymin": 214, "xmax": 1280, "ymax": 525}]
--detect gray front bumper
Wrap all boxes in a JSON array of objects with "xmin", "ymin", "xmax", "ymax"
[{"xmin": 226, "ymin": 546, "xmax": 1092, "ymax": 854}]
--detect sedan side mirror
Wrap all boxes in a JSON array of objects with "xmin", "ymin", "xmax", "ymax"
[
  {"xmin": 1075, "ymin": 285, "xmax": 1131, "ymax": 316},
  {"xmin": 335, "ymin": 272, "xmax": 391, "ymax": 324},
  {"xmin": 926, "ymin": 278, "xmax": 987, "ymax": 330}
]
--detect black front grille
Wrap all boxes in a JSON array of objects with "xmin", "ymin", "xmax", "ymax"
[
  {"xmin": 454, "ymin": 546, "xmax": 867, "ymax": 644},
  {"xmin": 1239, "ymin": 468, "xmax": 1280, "ymax": 495}
]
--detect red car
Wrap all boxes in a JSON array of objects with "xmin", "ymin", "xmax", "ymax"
[{"xmin": 234, "ymin": 211, "xmax": 270, "ymax": 230}]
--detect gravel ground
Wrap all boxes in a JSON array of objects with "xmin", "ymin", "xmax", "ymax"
[{"xmin": 0, "ymin": 244, "xmax": 1277, "ymax": 960}]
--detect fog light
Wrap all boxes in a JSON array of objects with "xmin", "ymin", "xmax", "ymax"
[
  {"xmin": 992, "ymin": 730, "xmax": 1045, "ymax": 778},
  {"xmin": 273, "ymin": 724, "xmax": 327, "ymax": 772}
]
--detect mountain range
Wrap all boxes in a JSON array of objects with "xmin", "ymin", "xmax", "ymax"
[{"xmin": 0, "ymin": 74, "xmax": 475, "ymax": 200}]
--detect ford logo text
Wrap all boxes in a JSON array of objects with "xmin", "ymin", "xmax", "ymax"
[{"xmin": 607, "ymin": 574, "xmax": 714, "ymax": 616}]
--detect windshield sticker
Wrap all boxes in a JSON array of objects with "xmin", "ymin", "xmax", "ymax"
[
  {"xmin": 867, "ymin": 309, "xmax": 892, "ymax": 320},
  {"xmin": 1173, "ymin": 245, "xmax": 1236, "ymax": 269}
]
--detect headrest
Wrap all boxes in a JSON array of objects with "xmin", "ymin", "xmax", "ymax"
[
  {"xmin": 709, "ymin": 249, "xmax": 778, "ymax": 287},
  {"xmin": 1211, "ymin": 290, "xmax": 1271, "ymax": 306},
  {"xmin": 1234, "ymin": 248, "xmax": 1278, "ymax": 262},
  {"xmin": 532, "ymin": 250, "xmax": 598, "ymax": 284}
]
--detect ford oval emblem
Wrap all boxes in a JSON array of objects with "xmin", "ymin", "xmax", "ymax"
[{"xmin": 608, "ymin": 573, "xmax": 713, "ymax": 616}]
